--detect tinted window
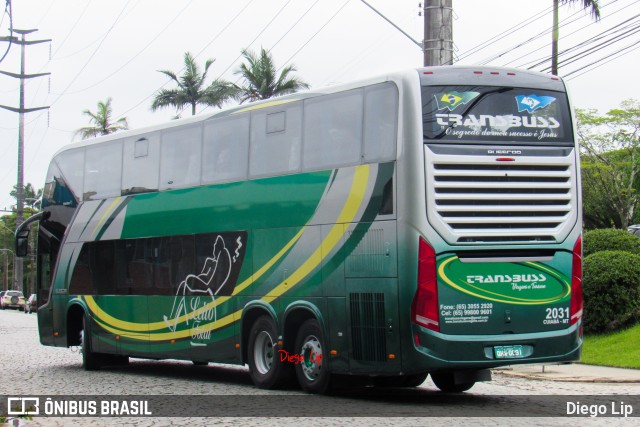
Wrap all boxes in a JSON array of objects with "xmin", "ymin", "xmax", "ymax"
[
  {"xmin": 84, "ymin": 141, "xmax": 123, "ymax": 200},
  {"xmin": 303, "ymin": 90, "xmax": 363, "ymax": 170},
  {"xmin": 202, "ymin": 115, "xmax": 249, "ymax": 184},
  {"xmin": 250, "ymin": 103, "xmax": 302, "ymax": 177},
  {"xmin": 55, "ymin": 149, "xmax": 85, "ymax": 200},
  {"xmin": 364, "ymin": 83, "xmax": 398, "ymax": 162},
  {"xmin": 122, "ymin": 133, "xmax": 160, "ymax": 195},
  {"xmin": 160, "ymin": 125, "xmax": 202, "ymax": 190},
  {"xmin": 422, "ymin": 86, "xmax": 573, "ymax": 144}
]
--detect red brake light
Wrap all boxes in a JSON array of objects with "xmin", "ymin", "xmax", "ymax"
[
  {"xmin": 570, "ymin": 235, "xmax": 583, "ymax": 325},
  {"xmin": 411, "ymin": 237, "xmax": 439, "ymax": 332}
]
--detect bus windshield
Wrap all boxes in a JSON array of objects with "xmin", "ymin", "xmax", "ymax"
[{"xmin": 422, "ymin": 85, "xmax": 573, "ymax": 144}]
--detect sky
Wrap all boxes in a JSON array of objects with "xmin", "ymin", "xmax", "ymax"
[{"xmin": 0, "ymin": 0, "xmax": 638, "ymax": 210}]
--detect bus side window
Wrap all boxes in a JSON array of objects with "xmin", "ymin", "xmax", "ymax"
[
  {"xmin": 202, "ymin": 115, "xmax": 249, "ymax": 185},
  {"xmin": 92, "ymin": 241, "xmax": 116, "ymax": 295},
  {"xmin": 160, "ymin": 125, "xmax": 202, "ymax": 190},
  {"xmin": 69, "ymin": 243, "xmax": 95, "ymax": 295},
  {"xmin": 303, "ymin": 89, "xmax": 363, "ymax": 171},
  {"xmin": 363, "ymin": 83, "xmax": 398, "ymax": 163},
  {"xmin": 249, "ymin": 103, "xmax": 302, "ymax": 177},
  {"xmin": 84, "ymin": 141, "xmax": 123, "ymax": 200},
  {"xmin": 122, "ymin": 132, "xmax": 160, "ymax": 195}
]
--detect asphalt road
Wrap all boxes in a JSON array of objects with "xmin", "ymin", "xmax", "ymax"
[{"xmin": 0, "ymin": 308, "xmax": 637, "ymax": 426}]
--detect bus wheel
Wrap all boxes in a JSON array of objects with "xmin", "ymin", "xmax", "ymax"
[
  {"xmin": 81, "ymin": 316, "xmax": 102, "ymax": 371},
  {"xmin": 248, "ymin": 316, "xmax": 292, "ymax": 389},
  {"xmin": 294, "ymin": 319, "xmax": 331, "ymax": 394},
  {"xmin": 430, "ymin": 372, "xmax": 475, "ymax": 393}
]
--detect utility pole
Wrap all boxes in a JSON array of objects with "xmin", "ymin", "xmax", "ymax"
[
  {"xmin": 422, "ymin": 0, "xmax": 453, "ymax": 66},
  {"xmin": 0, "ymin": 29, "xmax": 50, "ymax": 292}
]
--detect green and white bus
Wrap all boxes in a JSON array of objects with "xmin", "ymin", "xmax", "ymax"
[{"xmin": 17, "ymin": 66, "xmax": 582, "ymax": 393}]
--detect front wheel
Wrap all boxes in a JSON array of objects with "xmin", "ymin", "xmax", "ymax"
[
  {"xmin": 81, "ymin": 316, "xmax": 102, "ymax": 371},
  {"xmin": 294, "ymin": 319, "xmax": 331, "ymax": 394},
  {"xmin": 430, "ymin": 372, "xmax": 475, "ymax": 393},
  {"xmin": 247, "ymin": 316, "xmax": 293, "ymax": 389}
]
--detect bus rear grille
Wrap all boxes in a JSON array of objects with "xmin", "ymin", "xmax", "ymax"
[
  {"xmin": 350, "ymin": 292, "xmax": 387, "ymax": 362},
  {"xmin": 426, "ymin": 149, "xmax": 578, "ymax": 245}
]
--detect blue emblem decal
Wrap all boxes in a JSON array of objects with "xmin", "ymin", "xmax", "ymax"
[{"xmin": 515, "ymin": 95, "xmax": 556, "ymax": 113}]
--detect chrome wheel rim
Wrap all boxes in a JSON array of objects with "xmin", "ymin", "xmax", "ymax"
[
  {"xmin": 254, "ymin": 331, "xmax": 275, "ymax": 375},
  {"xmin": 300, "ymin": 335, "xmax": 323, "ymax": 381}
]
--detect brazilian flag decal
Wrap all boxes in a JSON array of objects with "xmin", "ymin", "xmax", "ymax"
[{"xmin": 434, "ymin": 91, "xmax": 480, "ymax": 111}]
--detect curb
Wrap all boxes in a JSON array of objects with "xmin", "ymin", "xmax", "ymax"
[{"xmin": 493, "ymin": 367, "xmax": 640, "ymax": 384}]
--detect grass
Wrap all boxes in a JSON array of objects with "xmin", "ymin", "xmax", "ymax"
[{"xmin": 581, "ymin": 323, "xmax": 640, "ymax": 369}]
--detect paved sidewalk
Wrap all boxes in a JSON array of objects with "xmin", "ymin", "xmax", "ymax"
[{"xmin": 495, "ymin": 363, "xmax": 640, "ymax": 383}]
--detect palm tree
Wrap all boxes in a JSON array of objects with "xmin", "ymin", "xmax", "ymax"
[
  {"xmin": 75, "ymin": 98, "xmax": 129, "ymax": 140},
  {"xmin": 551, "ymin": 0, "xmax": 601, "ymax": 75},
  {"xmin": 151, "ymin": 52, "xmax": 236, "ymax": 116},
  {"xmin": 234, "ymin": 47, "xmax": 310, "ymax": 104}
]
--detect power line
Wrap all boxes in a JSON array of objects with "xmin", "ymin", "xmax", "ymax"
[
  {"xmin": 508, "ymin": 0, "xmax": 635, "ymax": 68},
  {"xmin": 542, "ymin": 21, "xmax": 640, "ymax": 72},
  {"xmin": 56, "ymin": 0, "xmax": 195, "ymax": 96},
  {"xmin": 456, "ymin": 4, "xmax": 553, "ymax": 62},
  {"xmin": 278, "ymin": 0, "xmax": 352, "ymax": 73},
  {"xmin": 116, "ymin": 0, "xmax": 255, "ymax": 119},
  {"xmin": 522, "ymin": 6, "xmax": 638, "ymax": 70},
  {"xmin": 48, "ymin": 0, "xmax": 133, "ymax": 106},
  {"xmin": 564, "ymin": 34, "xmax": 640, "ymax": 78},
  {"xmin": 216, "ymin": 0, "xmax": 293, "ymax": 80},
  {"xmin": 0, "ymin": 0, "xmax": 12, "ymax": 65}
]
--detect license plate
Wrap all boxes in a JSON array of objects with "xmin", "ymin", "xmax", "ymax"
[{"xmin": 494, "ymin": 345, "xmax": 524, "ymax": 359}]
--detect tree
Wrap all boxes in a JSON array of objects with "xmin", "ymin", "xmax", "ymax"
[
  {"xmin": 551, "ymin": 0, "xmax": 600, "ymax": 75},
  {"xmin": 10, "ymin": 183, "xmax": 41, "ymax": 210},
  {"xmin": 234, "ymin": 47, "xmax": 310, "ymax": 104},
  {"xmin": 578, "ymin": 99, "xmax": 640, "ymax": 229},
  {"xmin": 75, "ymin": 98, "xmax": 129, "ymax": 140},
  {"xmin": 151, "ymin": 52, "xmax": 236, "ymax": 116}
]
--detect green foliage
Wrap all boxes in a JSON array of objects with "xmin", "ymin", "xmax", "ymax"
[
  {"xmin": 583, "ymin": 228, "xmax": 640, "ymax": 257},
  {"xmin": 582, "ymin": 323, "xmax": 640, "ymax": 368},
  {"xmin": 578, "ymin": 99, "xmax": 640, "ymax": 229},
  {"xmin": 582, "ymin": 250, "xmax": 640, "ymax": 334},
  {"xmin": 151, "ymin": 52, "xmax": 236, "ymax": 116},
  {"xmin": 234, "ymin": 47, "xmax": 310, "ymax": 103},
  {"xmin": 75, "ymin": 98, "xmax": 128, "ymax": 140}
]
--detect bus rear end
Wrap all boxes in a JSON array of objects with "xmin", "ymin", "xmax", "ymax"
[{"xmin": 408, "ymin": 67, "xmax": 582, "ymax": 391}]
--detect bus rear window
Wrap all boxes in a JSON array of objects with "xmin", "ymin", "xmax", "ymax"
[{"xmin": 422, "ymin": 86, "xmax": 573, "ymax": 144}]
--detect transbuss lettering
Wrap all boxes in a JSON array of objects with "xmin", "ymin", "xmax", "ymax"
[
  {"xmin": 435, "ymin": 113, "xmax": 560, "ymax": 129},
  {"xmin": 466, "ymin": 274, "xmax": 547, "ymax": 284}
]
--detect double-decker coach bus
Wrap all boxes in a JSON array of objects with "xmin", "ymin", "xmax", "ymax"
[{"xmin": 17, "ymin": 66, "xmax": 582, "ymax": 393}]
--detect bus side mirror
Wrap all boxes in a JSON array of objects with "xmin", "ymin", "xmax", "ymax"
[{"xmin": 15, "ymin": 230, "xmax": 29, "ymax": 257}]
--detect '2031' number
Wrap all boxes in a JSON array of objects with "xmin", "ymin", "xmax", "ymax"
[{"xmin": 545, "ymin": 307, "xmax": 569, "ymax": 320}]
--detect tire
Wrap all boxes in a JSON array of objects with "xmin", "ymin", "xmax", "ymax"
[
  {"xmin": 374, "ymin": 372, "xmax": 428, "ymax": 388},
  {"xmin": 294, "ymin": 318, "xmax": 331, "ymax": 394},
  {"xmin": 81, "ymin": 316, "xmax": 102, "ymax": 371},
  {"xmin": 430, "ymin": 372, "xmax": 475, "ymax": 393},
  {"xmin": 247, "ymin": 316, "xmax": 293, "ymax": 389},
  {"xmin": 192, "ymin": 361, "xmax": 208, "ymax": 366}
]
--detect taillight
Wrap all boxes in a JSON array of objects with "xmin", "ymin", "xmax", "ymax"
[
  {"xmin": 570, "ymin": 235, "xmax": 583, "ymax": 325},
  {"xmin": 411, "ymin": 237, "xmax": 439, "ymax": 332}
]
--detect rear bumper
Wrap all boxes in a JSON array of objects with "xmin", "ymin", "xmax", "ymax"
[{"xmin": 408, "ymin": 322, "xmax": 582, "ymax": 372}]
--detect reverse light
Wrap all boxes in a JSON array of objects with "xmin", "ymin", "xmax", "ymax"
[
  {"xmin": 570, "ymin": 235, "xmax": 583, "ymax": 325},
  {"xmin": 411, "ymin": 237, "xmax": 439, "ymax": 332}
]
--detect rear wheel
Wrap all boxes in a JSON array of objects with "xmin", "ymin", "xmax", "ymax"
[
  {"xmin": 247, "ymin": 316, "xmax": 293, "ymax": 389},
  {"xmin": 81, "ymin": 316, "xmax": 102, "ymax": 371},
  {"xmin": 294, "ymin": 319, "xmax": 331, "ymax": 394},
  {"xmin": 431, "ymin": 372, "xmax": 475, "ymax": 393}
]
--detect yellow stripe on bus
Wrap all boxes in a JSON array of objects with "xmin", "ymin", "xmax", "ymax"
[
  {"xmin": 85, "ymin": 165, "xmax": 370, "ymax": 341},
  {"xmin": 83, "ymin": 226, "xmax": 306, "ymax": 332}
]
